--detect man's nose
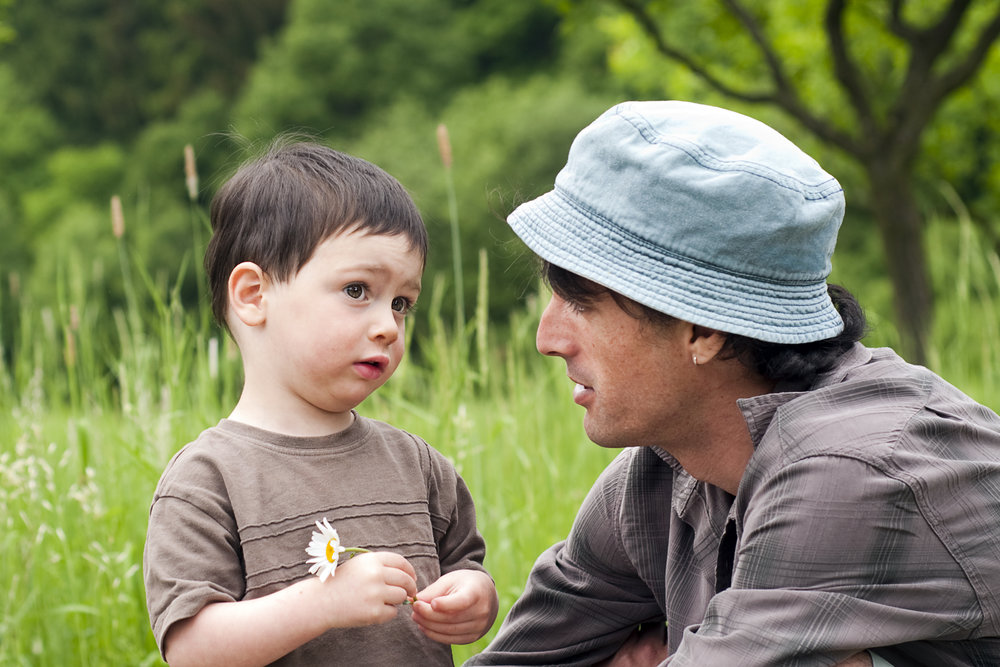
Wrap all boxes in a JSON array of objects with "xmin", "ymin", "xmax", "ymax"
[{"xmin": 536, "ymin": 295, "xmax": 570, "ymax": 358}]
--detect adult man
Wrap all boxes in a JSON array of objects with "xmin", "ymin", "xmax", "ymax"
[{"xmin": 467, "ymin": 101, "xmax": 1000, "ymax": 665}]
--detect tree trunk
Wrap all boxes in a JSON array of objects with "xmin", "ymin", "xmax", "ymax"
[{"xmin": 864, "ymin": 160, "xmax": 933, "ymax": 365}]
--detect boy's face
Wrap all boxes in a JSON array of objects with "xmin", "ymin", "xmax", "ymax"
[{"xmin": 256, "ymin": 228, "xmax": 423, "ymax": 427}]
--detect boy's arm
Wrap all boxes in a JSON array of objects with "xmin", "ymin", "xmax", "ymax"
[
  {"xmin": 164, "ymin": 552, "xmax": 417, "ymax": 667},
  {"xmin": 411, "ymin": 568, "xmax": 499, "ymax": 644}
]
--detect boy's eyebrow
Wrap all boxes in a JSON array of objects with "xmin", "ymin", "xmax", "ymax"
[{"xmin": 344, "ymin": 261, "xmax": 422, "ymax": 292}]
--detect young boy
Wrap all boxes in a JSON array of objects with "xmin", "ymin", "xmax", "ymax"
[{"xmin": 143, "ymin": 141, "xmax": 498, "ymax": 666}]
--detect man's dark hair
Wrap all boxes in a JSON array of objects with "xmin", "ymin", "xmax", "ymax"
[
  {"xmin": 542, "ymin": 261, "xmax": 867, "ymax": 384},
  {"xmin": 205, "ymin": 139, "xmax": 428, "ymax": 329}
]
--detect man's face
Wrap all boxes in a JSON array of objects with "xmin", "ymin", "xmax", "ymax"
[{"xmin": 535, "ymin": 289, "xmax": 698, "ymax": 449}]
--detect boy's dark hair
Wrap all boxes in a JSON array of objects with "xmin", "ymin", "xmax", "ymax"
[
  {"xmin": 542, "ymin": 261, "xmax": 867, "ymax": 384},
  {"xmin": 205, "ymin": 139, "xmax": 428, "ymax": 329}
]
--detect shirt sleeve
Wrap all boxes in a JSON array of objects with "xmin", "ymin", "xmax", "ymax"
[
  {"xmin": 468, "ymin": 452, "xmax": 665, "ymax": 666},
  {"xmin": 669, "ymin": 455, "xmax": 981, "ymax": 666},
  {"xmin": 424, "ymin": 444, "xmax": 488, "ymax": 576},
  {"xmin": 143, "ymin": 456, "xmax": 244, "ymax": 657}
]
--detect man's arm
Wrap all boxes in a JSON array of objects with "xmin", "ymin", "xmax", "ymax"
[
  {"xmin": 671, "ymin": 455, "xmax": 975, "ymax": 665},
  {"xmin": 467, "ymin": 452, "xmax": 665, "ymax": 666},
  {"xmin": 595, "ymin": 624, "xmax": 885, "ymax": 667}
]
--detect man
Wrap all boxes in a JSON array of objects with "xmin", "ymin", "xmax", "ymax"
[{"xmin": 467, "ymin": 101, "xmax": 1000, "ymax": 665}]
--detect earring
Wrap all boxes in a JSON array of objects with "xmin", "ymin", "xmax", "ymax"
[{"xmin": 692, "ymin": 355, "xmax": 698, "ymax": 366}]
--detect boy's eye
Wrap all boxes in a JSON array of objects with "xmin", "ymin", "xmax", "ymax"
[
  {"xmin": 391, "ymin": 296, "xmax": 413, "ymax": 314},
  {"xmin": 345, "ymin": 283, "xmax": 366, "ymax": 300}
]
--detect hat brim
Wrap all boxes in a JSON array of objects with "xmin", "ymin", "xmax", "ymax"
[{"xmin": 509, "ymin": 188, "xmax": 845, "ymax": 344}]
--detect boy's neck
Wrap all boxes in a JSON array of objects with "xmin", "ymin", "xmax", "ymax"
[{"xmin": 227, "ymin": 396, "xmax": 356, "ymax": 438}]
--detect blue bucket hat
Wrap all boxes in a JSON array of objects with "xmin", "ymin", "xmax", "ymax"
[{"xmin": 508, "ymin": 100, "xmax": 846, "ymax": 344}]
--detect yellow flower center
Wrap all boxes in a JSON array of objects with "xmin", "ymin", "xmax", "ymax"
[{"xmin": 326, "ymin": 540, "xmax": 336, "ymax": 563}]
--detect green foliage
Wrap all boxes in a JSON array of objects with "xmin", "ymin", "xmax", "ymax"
[
  {"xmin": 0, "ymin": 62, "xmax": 62, "ymax": 277},
  {"xmin": 0, "ymin": 0, "xmax": 617, "ymax": 359},
  {"xmin": 232, "ymin": 0, "xmax": 561, "ymax": 141},
  {"xmin": 344, "ymin": 74, "xmax": 621, "ymax": 332},
  {"xmin": 563, "ymin": 0, "xmax": 1000, "ymax": 229},
  {"xmin": 0, "ymin": 0, "xmax": 12, "ymax": 45},
  {"xmin": 1, "ymin": 0, "xmax": 288, "ymax": 143},
  {"xmin": 0, "ymin": 202, "xmax": 997, "ymax": 663},
  {"xmin": 1, "ymin": 3, "xmax": 998, "ymax": 662},
  {"xmin": 0, "ymin": 213, "xmax": 618, "ymax": 663},
  {"xmin": 921, "ymin": 52, "xmax": 1000, "ymax": 230},
  {"xmin": 17, "ymin": 145, "xmax": 124, "ymax": 304}
]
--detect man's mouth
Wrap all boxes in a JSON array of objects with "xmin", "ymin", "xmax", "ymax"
[{"xmin": 570, "ymin": 377, "xmax": 593, "ymax": 403}]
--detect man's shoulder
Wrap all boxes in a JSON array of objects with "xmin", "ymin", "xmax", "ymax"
[{"xmin": 762, "ymin": 348, "xmax": 1000, "ymax": 465}]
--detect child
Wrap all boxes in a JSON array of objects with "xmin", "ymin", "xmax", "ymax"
[{"xmin": 143, "ymin": 141, "xmax": 498, "ymax": 666}]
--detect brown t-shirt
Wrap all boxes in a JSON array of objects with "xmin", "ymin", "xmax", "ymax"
[{"xmin": 143, "ymin": 413, "xmax": 488, "ymax": 666}]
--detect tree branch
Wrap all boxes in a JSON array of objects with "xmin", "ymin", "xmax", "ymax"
[
  {"xmin": 919, "ymin": 0, "xmax": 973, "ymax": 55},
  {"xmin": 721, "ymin": 0, "xmax": 791, "ymax": 90},
  {"xmin": 890, "ymin": 0, "xmax": 998, "ymax": 162},
  {"xmin": 825, "ymin": 0, "xmax": 879, "ymax": 148},
  {"xmin": 613, "ymin": 0, "xmax": 771, "ymax": 102},
  {"xmin": 930, "ymin": 3, "xmax": 1000, "ymax": 98},
  {"xmin": 888, "ymin": 0, "xmax": 918, "ymax": 40},
  {"xmin": 612, "ymin": 0, "xmax": 861, "ymax": 153}
]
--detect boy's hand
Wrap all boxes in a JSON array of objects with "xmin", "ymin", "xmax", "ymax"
[
  {"xmin": 411, "ymin": 569, "xmax": 498, "ymax": 645},
  {"xmin": 319, "ymin": 551, "xmax": 418, "ymax": 628}
]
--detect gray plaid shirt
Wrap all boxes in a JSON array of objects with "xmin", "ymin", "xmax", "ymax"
[{"xmin": 468, "ymin": 345, "xmax": 1000, "ymax": 666}]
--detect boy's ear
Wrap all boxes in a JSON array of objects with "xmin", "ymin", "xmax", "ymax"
[{"xmin": 228, "ymin": 262, "xmax": 268, "ymax": 327}]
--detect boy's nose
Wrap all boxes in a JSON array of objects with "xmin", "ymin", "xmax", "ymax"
[{"xmin": 369, "ymin": 306, "xmax": 400, "ymax": 343}]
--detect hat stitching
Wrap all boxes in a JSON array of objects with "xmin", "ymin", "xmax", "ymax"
[
  {"xmin": 518, "ymin": 196, "xmax": 841, "ymax": 324},
  {"xmin": 618, "ymin": 108, "xmax": 843, "ymax": 200},
  {"xmin": 551, "ymin": 186, "xmax": 828, "ymax": 286},
  {"xmin": 512, "ymin": 101, "xmax": 847, "ymax": 343},
  {"xmin": 514, "ymin": 193, "xmax": 844, "ymax": 337}
]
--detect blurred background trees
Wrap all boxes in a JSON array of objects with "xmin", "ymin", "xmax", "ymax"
[
  {"xmin": 561, "ymin": 0, "xmax": 1000, "ymax": 362},
  {"xmin": 1, "ymin": 0, "xmax": 998, "ymax": 362}
]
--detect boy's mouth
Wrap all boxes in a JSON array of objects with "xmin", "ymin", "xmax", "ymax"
[{"xmin": 354, "ymin": 355, "xmax": 389, "ymax": 380}]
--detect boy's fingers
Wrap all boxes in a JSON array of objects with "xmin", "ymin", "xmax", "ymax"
[
  {"xmin": 427, "ymin": 588, "xmax": 472, "ymax": 612},
  {"xmin": 414, "ymin": 577, "xmax": 451, "ymax": 603},
  {"xmin": 412, "ymin": 616, "xmax": 484, "ymax": 645},
  {"xmin": 412, "ymin": 609, "xmax": 483, "ymax": 634},
  {"xmin": 373, "ymin": 551, "xmax": 417, "ymax": 578},
  {"xmin": 384, "ymin": 571, "xmax": 417, "ymax": 599}
]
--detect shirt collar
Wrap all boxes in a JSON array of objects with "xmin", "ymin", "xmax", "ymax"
[
  {"xmin": 737, "ymin": 343, "xmax": 873, "ymax": 448},
  {"xmin": 661, "ymin": 343, "xmax": 874, "ymax": 518}
]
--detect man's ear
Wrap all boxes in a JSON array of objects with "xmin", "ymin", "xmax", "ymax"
[
  {"xmin": 689, "ymin": 324, "xmax": 727, "ymax": 365},
  {"xmin": 228, "ymin": 262, "xmax": 268, "ymax": 327}
]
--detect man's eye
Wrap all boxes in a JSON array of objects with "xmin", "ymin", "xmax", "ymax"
[
  {"xmin": 345, "ymin": 284, "xmax": 366, "ymax": 299},
  {"xmin": 391, "ymin": 296, "xmax": 413, "ymax": 314}
]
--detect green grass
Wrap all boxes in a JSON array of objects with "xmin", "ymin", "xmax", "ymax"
[
  {"xmin": 1, "ymin": 207, "xmax": 997, "ymax": 665},
  {"xmin": 0, "ymin": 238, "xmax": 617, "ymax": 664}
]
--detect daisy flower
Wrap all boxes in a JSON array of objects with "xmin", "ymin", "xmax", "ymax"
[{"xmin": 305, "ymin": 518, "xmax": 368, "ymax": 582}]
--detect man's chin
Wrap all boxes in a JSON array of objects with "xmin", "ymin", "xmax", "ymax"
[{"xmin": 583, "ymin": 420, "xmax": 626, "ymax": 449}]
